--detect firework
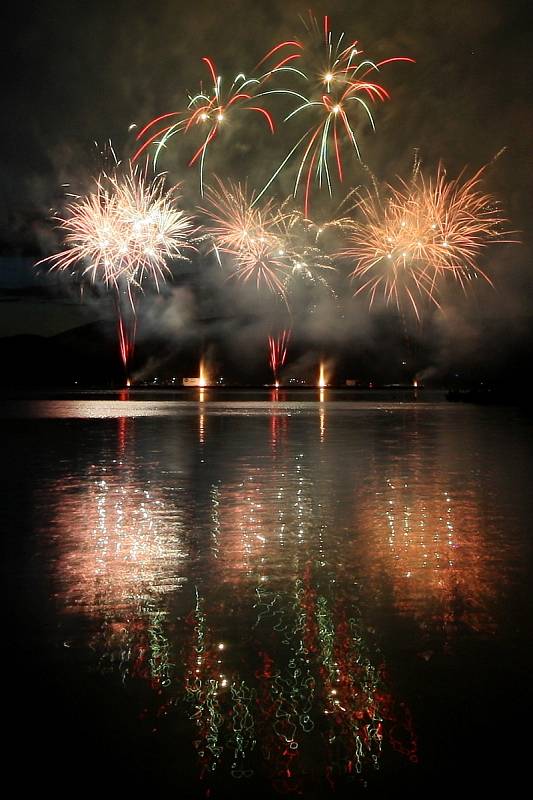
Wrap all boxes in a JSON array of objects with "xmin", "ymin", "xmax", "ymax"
[
  {"xmin": 276, "ymin": 206, "xmax": 339, "ymax": 294},
  {"xmin": 338, "ymin": 163, "xmax": 512, "ymax": 319},
  {"xmin": 268, "ymin": 329, "xmax": 291, "ymax": 386},
  {"xmin": 132, "ymin": 57, "xmax": 275, "ymax": 195},
  {"xmin": 202, "ymin": 179, "xmax": 291, "ymax": 299},
  {"xmin": 43, "ymin": 166, "xmax": 196, "ymax": 288},
  {"xmin": 255, "ymin": 14, "xmax": 414, "ymax": 215},
  {"xmin": 202, "ymin": 179, "xmax": 340, "ymax": 304},
  {"xmin": 42, "ymin": 165, "xmax": 196, "ymax": 375},
  {"xmin": 198, "ymin": 358, "xmax": 209, "ymax": 388},
  {"xmin": 109, "ymin": 168, "xmax": 197, "ymax": 289}
]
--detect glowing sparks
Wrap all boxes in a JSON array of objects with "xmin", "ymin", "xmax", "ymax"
[
  {"xmin": 276, "ymin": 205, "xmax": 340, "ymax": 295},
  {"xmin": 40, "ymin": 15, "xmax": 517, "ymax": 385},
  {"xmin": 43, "ymin": 165, "xmax": 196, "ymax": 290},
  {"xmin": 202, "ymin": 179, "xmax": 291, "ymax": 299},
  {"xmin": 338, "ymin": 163, "xmax": 512, "ymax": 319},
  {"xmin": 199, "ymin": 359, "xmax": 209, "ymax": 388}
]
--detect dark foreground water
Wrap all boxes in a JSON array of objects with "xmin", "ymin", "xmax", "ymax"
[{"xmin": 2, "ymin": 390, "xmax": 533, "ymax": 796}]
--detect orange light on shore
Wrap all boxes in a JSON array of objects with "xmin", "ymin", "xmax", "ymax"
[
  {"xmin": 126, "ymin": 378, "xmax": 131, "ymax": 388},
  {"xmin": 199, "ymin": 359, "xmax": 208, "ymax": 388},
  {"xmin": 318, "ymin": 362, "xmax": 327, "ymax": 388}
]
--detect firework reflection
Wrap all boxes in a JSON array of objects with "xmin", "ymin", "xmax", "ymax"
[
  {"xmin": 49, "ymin": 437, "xmax": 187, "ymax": 686},
  {"xmin": 356, "ymin": 474, "xmax": 500, "ymax": 641}
]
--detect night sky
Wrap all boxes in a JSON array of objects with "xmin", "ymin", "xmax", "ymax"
[{"xmin": 1, "ymin": 0, "xmax": 532, "ymax": 384}]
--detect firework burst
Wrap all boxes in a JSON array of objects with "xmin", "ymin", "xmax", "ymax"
[
  {"xmin": 43, "ymin": 166, "xmax": 196, "ymax": 289},
  {"xmin": 276, "ymin": 206, "xmax": 340, "ymax": 295},
  {"xmin": 202, "ymin": 179, "xmax": 291, "ymax": 299},
  {"xmin": 255, "ymin": 14, "xmax": 414, "ymax": 215},
  {"xmin": 202, "ymin": 180, "xmax": 343, "ymax": 305},
  {"xmin": 132, "ymin": 57, "xmax": 275, "ymax": 195},
  {"xmin": 338, "ymin": 162, "xmax": 512, "ymax": 319},
  {"xmin": 42, "ymin": 165, "xmax": 196, "ymax": 375},
  {"xmin": 110, "ymin": 168, "xmax": 197, "ymax": 289}
]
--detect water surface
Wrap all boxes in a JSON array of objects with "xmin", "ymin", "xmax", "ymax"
[{"xmin": 3, "ymin": 390, "xmax": 532, "ymax": 795}]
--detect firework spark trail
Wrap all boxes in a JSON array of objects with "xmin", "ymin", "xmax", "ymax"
[
  {"xmin": 254, "ymin": 13, "xmax": 414, "ymax": 215},
  {"xmin": 337, "ymin": 163, "xmax": 513, "ymax": 319},
  {"xmin": 41, "ymin": 165, "xmax": 197, "ymax": 377},
  {"xmin": 132, "ymin": 17, "xmax": 412, "ymax": 212},
  {"xmin": 132, "ymin": 57, "xmax": 276, "ymax": 195},
  {"xmin": 42, "ymin": 166, "xmax": 196, "ymax": 288},
  {"xmin": 202, "ymin": 179, "xmax": 281, "ymax": 254},
  {"xmin": 116, "ymin": 306, "xmax": 136, "ymax": 374},
  {"xmin": 268, "ymin": 330, "xmax": 291, "ymax": 386}
]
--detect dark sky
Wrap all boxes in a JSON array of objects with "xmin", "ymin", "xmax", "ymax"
[{"xmin": 1, "ymin": 0, "xmax": 532, "ymax": 380}]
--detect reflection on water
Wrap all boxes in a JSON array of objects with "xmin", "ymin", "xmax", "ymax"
[
  {"xmin": 357, "ymin": 477, "xmax": 498, "ymax": 642},
  {"xmin": 180, "ymin": 578, "xmax": 416, "ymax": 788},
  {"xmin": 14, "ymin": 398, "xmax": 530, "ymax": 793},
  {"xmin": 53, "ymin": 467, "xmax": 187, "ymax": 615}
]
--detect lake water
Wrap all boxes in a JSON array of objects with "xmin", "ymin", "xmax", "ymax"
[{"xmin": 3, "ymin": 390, "xmax": 532, "ymax": 795}]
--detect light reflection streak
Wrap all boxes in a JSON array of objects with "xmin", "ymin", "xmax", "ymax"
[
  {"xmin": 178, "ymin": 570, "xmax": 416, "ymax": 789},
  {"xmin": 270, "ymin": 413, "xmax": 289, "ymax": 450},
  {"xmin": 319, "ymin": 404, "xmax": 325, "ymax": 441}
]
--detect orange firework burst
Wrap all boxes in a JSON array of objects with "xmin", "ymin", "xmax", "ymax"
[
  {"xmin": 202, "ymin": 179, "xmax": 342, "ymax": 303},
  {"xmin": 338, "ymin": 162, "xmax": 513, "ymax": 319}
]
